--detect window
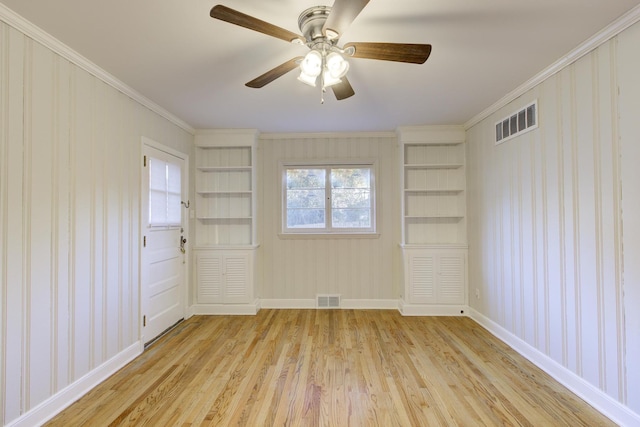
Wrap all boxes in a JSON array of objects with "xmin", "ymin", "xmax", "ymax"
[
  {"xmin": 282, "ymin": 163, "xmax": 376, "ymax": 234},
  {"xmin": 148, "ymin": 156, "xmax": 181, "ymax": 227}
]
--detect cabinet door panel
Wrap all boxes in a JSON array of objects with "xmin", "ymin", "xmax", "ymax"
[
  {"xmin": 224, "ymin": 255, "xmax": 250, "ymax": 303},
  {"xmin": 409, "ymin": 255, "xmax": 436, "ymax": 303},
  {"xmin": 197, "ymin": 255, "xmax": 222, "ymax": 303},
  {"xmin": 438, "ymin": 254, "xmax": 465, "ymax": 304}
]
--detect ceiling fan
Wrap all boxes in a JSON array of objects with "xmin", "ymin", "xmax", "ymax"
[{"xmin": 210, "ymin": 0, "xmax": 432, "ymax": 101}]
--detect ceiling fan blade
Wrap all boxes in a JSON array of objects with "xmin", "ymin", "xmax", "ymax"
[
  {"xmin": 245, "ymin": 57, "xmax": 303, "ymax": 88},
  {"xmin": 331, "ymin": 77, "xmax": 355, "ymax": 100},
  {"xmin": 322, "ymin": 0, "xmax": 370, "ymax": 40},
  {"xmin": 344, "ymin": 42, "xmax": 432, "ymax": 64},
  {"xmin": 211, "ymin": 5, "xmax": 305, "ymax": 44}
]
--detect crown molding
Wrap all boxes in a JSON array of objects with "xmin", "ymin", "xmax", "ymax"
[
  {"xmin": 0, "ymin": 3, "xmax": 195, "ymax": 135},
  {"xmin": 464, "ymin": 4, "xmax": 640, "ymax": 130},
  {"xmin": 259, "ymin": 131, "xmax": 397, "ymax": 140}
]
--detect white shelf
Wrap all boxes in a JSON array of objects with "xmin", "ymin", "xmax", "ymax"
[
  {"xmin": 404, "ymin": 141, "xmax": 463, "ymax": 146},
  {"xmin": 405, "ymin": 215, "xmax": 464, "ymax": 220},
  {"xmin": 404, "ymin": 163, "xmax": 463, "ymax": 170},
  {"xmin": 197, "ymin": 166, "xmax": 252, "ymax": 172},
  {"xmin": 399, "ymin": 128, "xmax": 466, "ymax": 246},
  {"xmin": 397, "ymin": 127, "xmax": 468, "ymax": 313},
  {"xmin": 194, "ymin": 134, "xmax": 257, "ymax": 247},
  {"xmin": 404, "ymin": 189, "xmax": 464, "ymax": 194},
  {"xmin": 197, "ymin": 191, "xmax": 252, "ymax": 195},
  {"xmin": 196, "ymin": 216, "xmax": 252, "ymax": 220}
]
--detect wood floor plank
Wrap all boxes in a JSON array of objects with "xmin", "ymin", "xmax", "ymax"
[{"xmin": 46, "ymin": 310, "xmax": 616, "ymax": 426}]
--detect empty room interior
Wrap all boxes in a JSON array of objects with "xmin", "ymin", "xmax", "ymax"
[{"xmin": 1, "ymin": 0, "xmax": 640, "ymax": 425}]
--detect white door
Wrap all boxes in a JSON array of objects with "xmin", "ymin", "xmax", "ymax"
[{"xmin": 141, "ymin": 140, "xmax": 188, "ymax": 345}]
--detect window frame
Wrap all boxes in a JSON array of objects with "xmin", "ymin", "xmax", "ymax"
[{"xmin": 280, "ymin": 160, "xmax": 378, "ymax": 237}]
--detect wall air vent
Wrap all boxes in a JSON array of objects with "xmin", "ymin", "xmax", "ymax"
[
  {"xmin": 317, "ymin": 294, "xmax": 341, "ymax": 309},
  {"xmin": 495, "ymin": 100, "xmax": 538, "ymax": 145}
]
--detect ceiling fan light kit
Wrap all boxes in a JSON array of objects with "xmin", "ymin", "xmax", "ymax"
[
  {"xmin": 325, "ymin": 52, "xmax": 349, "ymax": 81},
  {"xmin": 298, "ymin": 50, "xmax": 322, "ymax": 86},
  {"xmin": 298, "ymin": 49, "xmax": 349, "ymax": 90},
  {"xmin": 210, "ymin": 1, "xmax": 432, "ymax": 102}
]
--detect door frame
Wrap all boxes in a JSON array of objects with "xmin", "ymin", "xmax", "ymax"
[{"xmin": 139, "ymin": 136, "xmax": 190, "ymax": 346}]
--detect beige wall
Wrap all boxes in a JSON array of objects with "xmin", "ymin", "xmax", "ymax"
[
  {"xmin": 4, "ymin": 3, "xmax": 640, "ymax": 425},
  {"xmin": 466, "ymin": 22, "xmax": 640, "ymax": 421},
  {"xmin": 0, "ymin": 22, "xmax": 193, "ymax": 425},
  {"xmin": 257, "ymin": 134, "xmax": 401, "ymax": 305},
  {"xmin": 617, "ymin": 20, "xmax": 640, "ymax": 416}
]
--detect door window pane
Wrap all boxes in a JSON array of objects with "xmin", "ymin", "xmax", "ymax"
[{"xmin": 149, "ymin": 157, "xmax": 182, "ymax": 227}]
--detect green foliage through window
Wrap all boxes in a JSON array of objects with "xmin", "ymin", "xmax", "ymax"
[{"xmin": 284, "ymin": 166, "xmax": 374, "ymax": 232}]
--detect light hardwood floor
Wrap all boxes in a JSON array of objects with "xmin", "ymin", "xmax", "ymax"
[{"xmin": 46, "ymin": 310, "xmax": 615, "ymax": 426}]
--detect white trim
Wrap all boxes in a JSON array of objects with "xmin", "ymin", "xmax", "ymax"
[
  {"xmin": 6, "ymin": 343, "xmax": 141, "ymax": 427},
  {"xmin": 398, "ymin": 300, "xmax": 469, "ymax": 316},
  {"xmin": 141, "ymin": 136, "xmax": 189, "ymax": 160},
  {"xmin": 396, "ymin": 126, "xmax": 466, "ymax": 144},
  {"xmin": 280, "ymin": 161, "xmax": 378, "ymax": 235},
  {"xmin": 341, "ymin": 299, "xmax": 398, "ymax": 310},
  {"xmin": 259, "ymin": 131, "xmax": 397, "ymax": 140},
  {"xmin": 468, "ymin": 308, "xmax": 640, "ymax": 427},
  {"xmin": 193, "ymin": 245, "xmax": 260, "ymax": 251},
  {"xmin": 277, "ymin": 232, "xmax": 380, "ymax": 240},
  {"xmin": 259, "ymin": 299, "xmax": 399, "ymax": 310},
  {"xmin": 194, "ymin": 129, "xmax": 259, "ymax": 147},
  {"xmin": 400, "ymin": 243, "xmax": 469, "ymax": 250},
  {"xmin": 260, "ymin": 299, "xmax": 317, "ymax": 309},
  {"xmin": 0, "ymin": 3, "xmax": 194, "ymax": 135},
  {"xmin": 465, "ymin": 4, "xmax": 640, "ymax": 130},
  {"xmin": 189, "ymin": 301, "xmax": 261, "ymax": 316},
  {"xmin": 140, "ymin": 138, "xmax": 190, "ymax": 343}
]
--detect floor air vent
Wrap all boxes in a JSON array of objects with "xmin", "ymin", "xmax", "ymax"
[{"xmin": 317, "ymin": 294, "xmax": 341, "ymax": 309}]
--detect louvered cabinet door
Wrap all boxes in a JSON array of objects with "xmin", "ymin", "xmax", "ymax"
[
  {"xmin": 196, "ymin": 250, "xmax": 254, "ymax": 304},
  {"xmin": 408, "ymin": 254, "xmax": 437, "ymax": 304},
  {"xmin": 223, "ymin": 253, "xmax": 251, "ymax": 304},
  {"xmin": 403, "ymin": 247, "xmax": 467, "ymax": 306},
  {"xmin": 437, "ymin": 254, "xmax": 465, "ymax": 304},
  {"xmin": 196, "ymin": 253, "xmax": 223, "ymax": 303}
]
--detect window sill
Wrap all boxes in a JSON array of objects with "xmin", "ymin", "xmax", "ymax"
[{"xmin": 278, "ymin": 232, "xmax": 380, "ymax": 240}]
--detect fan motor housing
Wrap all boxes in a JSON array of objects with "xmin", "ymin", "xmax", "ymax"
[{"xmin": 298, "ymin": 6, "xmax": 332, "ymax": 42}]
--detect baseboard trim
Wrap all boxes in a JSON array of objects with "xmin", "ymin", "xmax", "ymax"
[
  {"xmin": 468, "ymin": 308, "xmax": 640, "ymax": 427},
  {"xmin": 6, "ymin": 342, "xmax": 141, "ymax": 427},
  {"xmin": 341, "ymin": 299, "xmax": 398, "ymax": 309},
  {"xmin": 189, "ymin": 300, "xmax": 261, "ymax": 315},
  {"xmin": 398, "ymin": 299, "xmax": 469, "ymax": 316},
  {"xmin": 260, "ymin": 299, "xmax": 316, "ymax": 309},
  {"xmin": 259, "ymin": 299, "xmax": 399, "ymax": 310},
  {"xmin": 199, "ymin": 299, "xmax": 467, "ymax": 312}
]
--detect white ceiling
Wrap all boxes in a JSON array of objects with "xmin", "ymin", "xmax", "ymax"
[{"xmin": 2, "ymin": 0, "xmax": 639, "ymax": 133}]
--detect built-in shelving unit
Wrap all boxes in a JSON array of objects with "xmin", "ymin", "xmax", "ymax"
[
  {"xmin": 401, "ymin": 137, "xmax": 466, "ymax": 245},
  {"xmin": 397, "ymin": 126, "xmax": 468, "ymax": 316},
  {"xmin": 192, "ymin": 130, "xmax": 259, "ymax": 315},
  {"xmin": 194, "ymin": 138, "xmax": 256, "ymax": 246}
]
